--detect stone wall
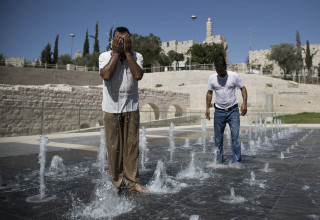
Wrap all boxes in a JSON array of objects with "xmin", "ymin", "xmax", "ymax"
[
  {"xmin": 0, "ymin": 84, "xmax": 102, "ymax": 136},
  {"xmin": 0, "ymin": 84, "xmax": 190, "ymax": 137}
]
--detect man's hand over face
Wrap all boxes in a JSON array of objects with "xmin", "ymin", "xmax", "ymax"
[{"xmin": 123, "ymin": 33, "xmax": 132, "ymax": 54}]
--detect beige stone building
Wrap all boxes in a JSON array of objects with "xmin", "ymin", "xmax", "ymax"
[
  {"xmin": 5, "ymin": 57, "xmax": 26, "ymax": 67},
  {"xmin": 161, "ymin": 17, "xmax": 228, "ymax": 69}
]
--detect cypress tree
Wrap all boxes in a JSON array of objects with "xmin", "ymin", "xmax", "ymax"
[
  {"xmin": 93, "ymin": 22, "xmax": 100, "ymax": 54},
  {"xmin": 53, "ymin": 34, "xmax": 59, "ymax": 64},
  {"xmin": 83, "ymin": 29, "xmax": 89, "ymax": 56},
  {"xmin": 41, "ymin": 43, "xmax": 52, "ymax": 64},
  {"xmin": 305, "ymin": 40, "xmax": 312, "ymax": 72},
  {"xmin": 295, "ymin": 30, "xmax": 303, "ymax": 76},
  {"xmin": 296, "ymin": 30, "xmax": 301, "ymax": 48}
]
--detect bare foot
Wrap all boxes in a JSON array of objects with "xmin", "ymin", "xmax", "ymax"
[{"xmin": 134, "ymin": 184, "xmax": 149, "ymax": 193}]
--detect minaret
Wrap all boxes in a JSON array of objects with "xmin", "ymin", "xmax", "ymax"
[{"xmin": 206, "ymin": 17, "xmax": 212, "ymax": 39}]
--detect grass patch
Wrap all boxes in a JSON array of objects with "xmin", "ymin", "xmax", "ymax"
[{"xmin": 274, "ymin": 112, "xmax": 320, "ymax": 124}]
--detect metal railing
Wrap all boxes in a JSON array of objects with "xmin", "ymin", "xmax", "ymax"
[{"xmin": 1, "ymin": 60, "xmax": 319, "ymax": 84}]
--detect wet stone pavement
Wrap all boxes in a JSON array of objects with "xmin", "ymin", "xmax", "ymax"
[{"xmin": 0, "ymin": 125, "xmax": 320, "ymax": 220}]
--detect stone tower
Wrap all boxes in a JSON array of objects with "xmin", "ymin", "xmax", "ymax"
[{"xmin": 206, "ymin": 17, "xmax": 213, "ymax": 38}]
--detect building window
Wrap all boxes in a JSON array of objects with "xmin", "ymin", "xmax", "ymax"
[{"xmin": 167, "ymin": 42, "xmax": 170, "ymax": 47}]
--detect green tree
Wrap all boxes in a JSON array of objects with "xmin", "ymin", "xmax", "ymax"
[
  {"xmin": 157, "ymin": 52, "xmax": 172, "ymax": 67},
  {"xmin": 74, "ymin": 53, "xmax": 99, "ymax": 67},
  {"xmin": 93, "ymin": 22, "xmax": 100, "ymax": 54},
  {"xmin": 295, "ymin": 30, "xmax": 303, "ymax": 76},
  {"xmin": 186, "ymin": 43, "xmax": 226, "ymax": 64},
  {"xmin": 267, "ymin": 43, "xmax": 300, "ymax": 77},
  {"xmin": 91, "ymin": 52, "xmax": 99, "ymax": 67},
  {"xmin": 304, "ymin": 40, "xmax": 318, "ymax": 74},
  {"xmin": 53, "ymin": 34, "xmax": 59, "ymax": 64},
  {"xmin": 106, "ymin": 26, "xmax": 113, "ymax": 51},
  {"xmin": 168, "ymin": 50, "xmax": 184, "ymax": 69},
  {"xmin": 83, "ymin": 29, "xmax": 89, "ymax": 56},
  {"xmin": 41, "ymin": 43, "xmax": 52, "ymax": 64},
  {"xmin": 57, "ymin": 54, "xmax": 72, "ymax": 65},
  {"xmin": 131, "ymin": 33, "xmax": 162, "ymax": 68}
]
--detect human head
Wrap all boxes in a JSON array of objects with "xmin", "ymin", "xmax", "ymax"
[
  {"xmin": 214, "ymin": 56, "xmax": 227, "ymax": 68},
  {"xmin": 214, "ymin": 56, "xmax": 227, "ymax": 77},
  {"xmin": 113, "ymin": 27, "xmax": 130, "ymax": 38}
]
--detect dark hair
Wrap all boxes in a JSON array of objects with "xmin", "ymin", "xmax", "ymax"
[
  {"xmin": 113, "ymin": 27, "xmax": 130, "ymax": 38},
  {"xmin": 214, "ymin": 56, "xmax": 227, "ymax": 67}
]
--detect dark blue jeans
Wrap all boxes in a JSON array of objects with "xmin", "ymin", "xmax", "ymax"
[{"xmin": 214, "ymin": 107, "xmax": 241, "ymax": 163}]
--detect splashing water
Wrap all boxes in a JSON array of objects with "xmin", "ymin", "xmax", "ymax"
[
  {"xmin": 190, "ymin": 215, "xmax": 200, "ymax": 220},
  {"xmin": 147, "ymin": 160, "xmax": 187, "ymax": 194},
  {"xmin": 46, "ymin": 155, "xmax": 66, "ymax": 177},
  {"xmin": 219, "ymin": 187, "xmax": 246, "ymax": 204},
  {"xmin": 183, "ymin": 138, "xmax": 190, "ymax": 148},
  {"xmin": 280, "ymin": 152, "xmax": 285, "ymax": 160},
  {"xmin": 263, "ymin": 162, "xmax": 270, "ymax": 172},
  {"xmin": 169, "ymin": 123, "xmax": 175, "ymax": 162},
  {"xmin": 209, "ymin": 135, "xmax": 214, "ymax": 143},
  {"xmin": 176, "ymin": 152, "xmax": 210, "ymax": 180},
  {"xmin": 99, "ymin": 129, "xmax": 107, "ymax": 174},
  {"xmin": 26, "ymin": 135, "xmax": 56, "ymax": 203},
  {"xmin": 140, "ymin": 126, "xmax": 149, "ymax": 170},
  {"xmin": 92, "ymin": 129, "xmax": 107, "ymax": 172},
  {"xmin": 39, "ymin": 135, "xmax": 48, "ymax": 198},
  {"xmin": 202, "ymin": 118, "xmax": 206, "ymax": 133},
  {"xmin": 250, "ymin": 171, "xmax": 256, "ymax": 186},
  {"xmin": 71, "ymin": 173, "xmax": 134, "ymax": 219}
]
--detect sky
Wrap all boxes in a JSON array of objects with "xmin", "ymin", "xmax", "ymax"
[{"xmin": 1, "ymin": 0, "xmax": 319, "ymax": 64}]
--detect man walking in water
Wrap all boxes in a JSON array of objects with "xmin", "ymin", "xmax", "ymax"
[
  {"xmin": 205, "ymin": 56, "xmax": 248, "ymax": 165},
  {"xmin": 99, "ymin": 27, "xmax": 148, "ymax": 193}
]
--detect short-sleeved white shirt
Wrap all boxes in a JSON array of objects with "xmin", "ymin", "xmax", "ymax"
[
  {"xmin": 99, "ymin": 51, "xmax": 143, "ymax": 113},
  {"xmin": 207, "ymin": 71, "xmax": 244, "ymax": 109}
]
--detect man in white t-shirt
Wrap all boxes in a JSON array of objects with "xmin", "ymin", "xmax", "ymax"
[
  {"xmin": 205, "ymin": 56, "xmax": 248, "ymax": 165},
  {"xmin": 99, "ymin": 27, "xmax": 148, "ymax": 193}
]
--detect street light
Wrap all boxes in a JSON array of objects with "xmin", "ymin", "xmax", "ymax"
[
  {"xmin": 191, "ymin": 15, "xmax": 197, "ymax": 44},
  {"xmin": 190, "ymin": 15, "xmax": 197, "ymax": 70},
  {"xmin": 70, "ymin": 34, "xmax": 75, "ymax": 59}
]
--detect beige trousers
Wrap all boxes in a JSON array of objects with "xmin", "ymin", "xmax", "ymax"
[{"xmin": 103, "ymin": 111, "xmax": 140, "ymax": 191}]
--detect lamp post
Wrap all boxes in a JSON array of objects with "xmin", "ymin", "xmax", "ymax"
[
  {"xmin": 190, "ymin": 15, "xmax": 197, "ymax": 70},
  {"xmin": 191, "ymin": 15, "xmax": 197, "ymax": 43},
  {"xmin": 70, "ymin": 34, "xmax": 75, "ymax": 59}
]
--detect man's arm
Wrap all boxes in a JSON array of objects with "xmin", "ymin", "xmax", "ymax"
[
  {"xmin": 124, "ymin": 34, "xmax": 143, "ymax": 81},
  {"xmin": 100, "ymin": 53, "xmax": 119, "ymax": 80},
  {"xmin": 205, "ymin": 90, "xmax": 213, "ymax": 120},
  {"xmin": 240, "ymin": 86, "xmax": 248, "ymax": 116},
  {"xmin": 100, "ymin": 34, "xmax": 120, "ymax": 81}
]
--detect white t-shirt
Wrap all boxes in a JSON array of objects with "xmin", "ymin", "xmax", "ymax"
[
  {"xmin": 99, "ymin": 51, "xmax": 143, "ymax": 113},
  {"xmin": 207, "ymin": 71, "xmax": 244, "ymax": 109}
]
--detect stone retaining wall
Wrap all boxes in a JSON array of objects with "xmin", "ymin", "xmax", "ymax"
[{"xmin": 0, "ymin": 84, "xmax": 190, "ymax": 137}]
